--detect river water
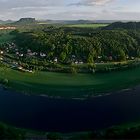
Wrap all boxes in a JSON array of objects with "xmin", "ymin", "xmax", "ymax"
[{"xmin": 0, "ymin": 86, "xmax": 140, "ymax": 132}]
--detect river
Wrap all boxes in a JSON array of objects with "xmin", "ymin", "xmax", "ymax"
[{"xmin": 0, "ymin": 86, "xmax": 140, "ymax": 132}]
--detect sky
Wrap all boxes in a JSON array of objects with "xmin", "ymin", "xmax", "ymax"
[{"xmin": 0, "ymin": 0, "xmax": 140, "ymax": 20}]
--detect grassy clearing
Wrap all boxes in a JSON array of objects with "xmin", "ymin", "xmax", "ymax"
[
  {"xmin": 1, "ymin": 66, "xmax": 140, "ymax": 97},
  {"xmin": 66, "ymin": 24, "xmax": 108, "ymax": 28}
]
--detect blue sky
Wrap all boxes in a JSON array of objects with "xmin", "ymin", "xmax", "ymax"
[{"xmin": 0, "ymin": 0, "xmax": 140, "ymax": 20}]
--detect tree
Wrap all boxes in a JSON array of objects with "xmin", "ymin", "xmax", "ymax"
[
  {"xmin": 59, "ymin": 52, "xmax": 66, "ymax": 63},
  {"xmin": 87, "ymin": 54, "xmax": 94, "ymax": 64},
  {"xmin": 118, "ymin": 49, "xmax": 126, "ymax": 61}
]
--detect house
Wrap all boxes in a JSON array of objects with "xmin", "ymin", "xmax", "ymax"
[
  {"xmin": 0, "ymin": 51, "xmax": 4, "ymax": 54},
  {"xmin": 16, "ymin": 52, "xmax": 19, "ymax": 55},
  {"xmin": 79, "ymin": 61, "xmax": 84, "ymax": 64},
  {"xmin": 18, "ymin": 66, "xmax": 23, "ymax": 70},
  {"xmin": 19, "ymin": 54, "xmax": 24, "ymax": 57},
  {"xmin": 98, "ymin": 56, "xmax": 102, "ymax": 59},
  {"xmin": 54, "ymin": 58, "xmax": 58, "ymax": 63},
  {"xmin": 40, "ymin": 53, "xmax": 46, "ymax": 57}
]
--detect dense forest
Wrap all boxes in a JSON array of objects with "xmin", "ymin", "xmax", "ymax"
[
  {"xmin": 13, "ymin": 27, "xmax": 140, "ymax": 64},
  {"xmin": 0, "ymin": 22, "xmax": 140, "ymax": 73}
]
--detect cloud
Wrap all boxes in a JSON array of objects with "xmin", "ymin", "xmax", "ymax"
[
  {"xmin": 70, "ymin": 0, "xmax": 114, "ymax": 6},
  {"xmin": 0, "ymin": 0, "xmax": 66, "ymax": 20},
  {"xmin": 0, "ymin": 0, "xmax": 139, "ymax": 21},
  {"xmin": 0, "ymin": 0, "xmax": 64, "ymax": 9}
]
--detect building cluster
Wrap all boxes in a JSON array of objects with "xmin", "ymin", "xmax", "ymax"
[
  {"xmin": 0, "ymin": 42, "xmax": 87, "ymax": 66},
  {"xmin": 0, "ymin": 26, "xmax": 16, "ymax": 30}
]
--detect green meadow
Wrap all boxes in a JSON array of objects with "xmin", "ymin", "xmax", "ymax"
[
  {"xmin": 66, "ymin": 24, "xmax": 108, "ymax": 28},
  {"xmin": 1, "ymin": 66, "xmax": 140, "ymax": 98}
]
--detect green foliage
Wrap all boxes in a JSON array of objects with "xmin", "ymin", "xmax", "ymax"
[
  {"xmin": 2, "ymin": 78, "xmax": 9, "ymax": 86},
  {"xmin": 117, "ymin": 49, "xmax": 126, "ymax": 61},
  {"xmin": 87, "ymin": 54, "xmax": 94, "ymax": 64},
  {"xmin": 0, "ymin": 123, "xmax": 25, "ymax": 140},
  {"xmin": 88, "ymin": 63, "xmax": 96, "ymax": 73},
  {"xmin": 14, "ymin": 28, "xmax": 140, "ymax": 65},
  {"xmin": 59, "ymin": 52, "xmax": 66, "ymax": 62},
  {"xmin": 71, "ymin": 66, "xmax": 77, "ymax": 74},
  {"xmin": 0, "ymin": 31, "xmax": 14, "ymax": 44},
  {"xmin": 0, "ymin": 63, "xmax": 140, "ymax": 97}
]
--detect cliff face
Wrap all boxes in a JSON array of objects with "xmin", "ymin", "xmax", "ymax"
[{"xmin": 14, "ymin": 18, "xmax": 36, "ymax": 25}]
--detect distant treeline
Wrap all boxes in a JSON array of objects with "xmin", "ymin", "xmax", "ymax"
[{"xmin": 103, "ymin": 21, "xmax": 140, "ymax": 30}]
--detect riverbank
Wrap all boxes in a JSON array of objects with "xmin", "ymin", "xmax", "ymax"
[
  {"xmin": 2, "ymin": 120, "xmax": 140, "ymax": 140},
  {"xmin": 1, "ymin": 66, "xmax": 140, "ymax": 98},
  {"xmin": 0, "ymin": 80, "xmax": 139, "ymax": 101}
]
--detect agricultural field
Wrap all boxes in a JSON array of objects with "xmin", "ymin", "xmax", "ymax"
[{"xmin": 66, "ymin": 23, "xmax": 108, "ymax": 28}]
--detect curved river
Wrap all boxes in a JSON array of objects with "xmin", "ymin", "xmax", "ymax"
[{"xmin": 1, "ymin": 86, "xmax": 140, "ymax": 132}]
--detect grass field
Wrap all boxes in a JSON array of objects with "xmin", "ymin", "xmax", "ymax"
[
  {"xmin": 66, "ymin": 24, "xmax": 108, "ymax": 28},
  {"xmin": 1, "ymin": 66, "xmax": 140, "ymax": 98}
]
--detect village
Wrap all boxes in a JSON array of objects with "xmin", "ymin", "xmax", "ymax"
[
  {"xmin": 0, "ymin": 42, "xmax": 35, "ymax": 73},
  {"xmin": 0, "ymin": 39, "xmax": 137, "ymax": 74},
  {"xmin": 0, "ymin": 41, "xmax": 86, "ymax": 71},
  {"xmin": 0, "ymin": 26, "xmax": 16, "ymax": 30}
]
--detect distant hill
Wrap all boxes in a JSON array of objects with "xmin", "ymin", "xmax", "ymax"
[
  {"xmin": 13, "ymin": 18, "xmax": 37, "ymax": 25},
  {"xmin": 0, "ymin": 20, "xmax": 14, "ymax": 24},
  {"xmin": 103, "ymin": 22, "xmax": 140, "ymax": 30},
  {"xmin": 38, "ymin": 20, "xmax": 117, "ymax": 25},
  {"xmin": 38, "ymin": 20, "xmax": 94, "ymax": 25}
]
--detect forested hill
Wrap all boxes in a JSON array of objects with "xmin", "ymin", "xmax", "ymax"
[
  {"xmin": 12, "ymin": 29, "xmax": 140, "ymax": 64},
  {"xmin": 103, "ymin": 22, "xmax": 140, "ymax": 30}
]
